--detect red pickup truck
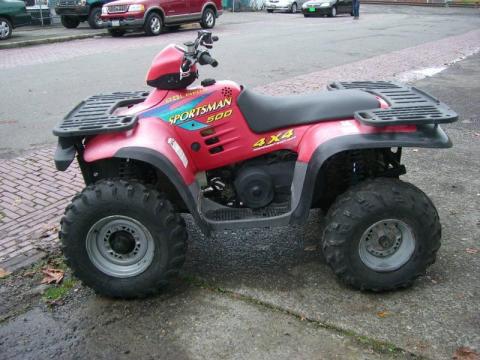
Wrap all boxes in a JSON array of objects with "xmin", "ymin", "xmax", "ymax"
[{"xmin": 100, "ymin": 0, "xmax": 222, "ymax": 37}]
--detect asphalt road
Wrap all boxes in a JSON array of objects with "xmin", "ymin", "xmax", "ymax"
[
  {"xmin": 0, "ymin": 5, "xmax": 479, "ymax": 156},
  {"xmin": 0, "ymin": 6, "xmax": 479, "ymax": 359}
]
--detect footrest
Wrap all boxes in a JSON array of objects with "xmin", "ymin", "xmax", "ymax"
[
  {"xmin": 327, "ymin": 81, "xmax": 458, "ymax": 126},
  {"xmin": 53, "ymin": 91, "xmax": 149, "ymax": 137},
  {"xmin": 205, "ymin": 205, "xmax": 289, "ymax": 222}
]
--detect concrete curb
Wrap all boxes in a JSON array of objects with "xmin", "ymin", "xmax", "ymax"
[{"xmin": 0, "ymin": 32, "xmax": 109, "ymax": 50}]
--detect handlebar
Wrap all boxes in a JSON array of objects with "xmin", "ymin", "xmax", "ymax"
[{"xmin": 199, "ymin": 52, "xmax": 218, "ymax": 67}]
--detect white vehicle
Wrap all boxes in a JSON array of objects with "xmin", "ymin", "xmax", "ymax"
[{"xmin": 265, "ymin": 0, "xmax": 307, "ymax": 13}]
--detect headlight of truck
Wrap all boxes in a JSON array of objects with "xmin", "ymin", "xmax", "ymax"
[
  {"xmin": 101, "ymin": 6, "xmax": 108, "ymax": 14},
  {"xmin": 128, "ymin": 4, "xmax": 145, "ymax": 12},
  {"xmin": 320, "ymin": 2, "xmax": 330, "ymax": 7}
]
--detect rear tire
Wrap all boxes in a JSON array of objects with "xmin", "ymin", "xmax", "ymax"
[
  {"xmin": 291, "ymin": 2, "xmax": 297, "ymax": 13},
  {"xmin": 87, "ymin": 7, "xmax": 103, "ymax": 29},
  {"xmin": 0, "ymin": 17, "xmax": 12, "ymax": 40},
  {"xmin": 108, "ymin": 28, "xmax": 126, "ymax": 37},
  {"xmin": 60, "ymin": 179, "xmax": 188, "ymax": 298},
  {"xmin": 61, "ymin": 15, "xmax": 80, "ymax": 29},
  {"xmin": 267, "ymin": 9, "xmax": 274, "ymax": 13},
  {"xmin": 144, "ymin": 12, "xmax": 162, "ymax": 36},
  {"xmin": 322, "ymin": 178, "xmax": 441, "ymax": 292},
  {"xmin": 200, "ymin": 8, "xmax": 216, "ymax": 29}
]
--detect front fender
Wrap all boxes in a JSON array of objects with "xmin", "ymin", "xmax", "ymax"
[
  {"xmin": 84, "ymin": 118, "xmax": 197, "ymax": 184},
  {"xmin": 83, "ymin": 119, "xmax": 210, "ymax": 235},
  {"xmin": 291, "ymin": 122, "xmax": 452, "ymax": 223}
]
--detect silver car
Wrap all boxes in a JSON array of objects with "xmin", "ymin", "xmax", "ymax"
[{"xmin": 265, "ymin": 0, "xmax": 308, "ymax": 13}]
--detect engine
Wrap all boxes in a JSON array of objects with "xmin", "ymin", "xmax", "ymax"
[{"xmin": 204, "ymin": 151, "xmax": 297, "ymax": 209}]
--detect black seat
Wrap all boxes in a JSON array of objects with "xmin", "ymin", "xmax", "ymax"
[{"xmin": 237, "ymin": 89, "xmax": 380, "ymax": 134}]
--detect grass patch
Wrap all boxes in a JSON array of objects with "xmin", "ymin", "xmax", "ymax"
[{"xmin": 43, "ymin": 278, "xmax": 77, "ymax": 302}]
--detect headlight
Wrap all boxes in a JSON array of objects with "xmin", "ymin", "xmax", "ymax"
[
  {"xmin": 128, "ymin": 4, "xmax": 145, "ymax": 11},
  {"xmin": 320, "ymin": 2, "xmax": 330, "ymax": 7},
  {"xmin": 101, "ymin": 6, "xmax": 108, "ymax": 14},
  {"xmin": 78, "ymin": 0, "xmax": 86, "ymax": 5}
]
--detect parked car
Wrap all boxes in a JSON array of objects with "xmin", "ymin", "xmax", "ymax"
[
  {"xmin": 100, "ymin": 0, "xmax": 222, "ymax": 37},
  {"xmin": 0, "ymin": 0, "xmax": 31, "ymax": 40},
  {"xmin": 265, "ymin": 0, "xmax": 307, "ymax": 13},
  {"xmin": 55, "ymin": 0, "xmax": 117, "ymax": 29},
  {"xmin": 302, "ymin": 0, "xmax": 352, "ymax": 17}
]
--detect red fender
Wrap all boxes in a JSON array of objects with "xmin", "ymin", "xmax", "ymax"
[{"xmin": 83, "ymin": 117, "xmax": 197, "ymax": 185}]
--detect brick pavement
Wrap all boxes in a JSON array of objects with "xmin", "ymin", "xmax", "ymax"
[
  {"xmin": 0, "ymin": 148, "xmax": 83, "ymax": 270},
  {"xmin": 1, "ymin": 28, "xmax": 479, "ymax": 272}
]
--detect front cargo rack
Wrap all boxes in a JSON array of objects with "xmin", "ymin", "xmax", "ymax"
[
  {"xmin": 53, "ymin": 91, "xmax": 149, "ymax": 137},
  {"xmin": 328, "ymin": 81, "xmax": 458, "ymax": 127}
]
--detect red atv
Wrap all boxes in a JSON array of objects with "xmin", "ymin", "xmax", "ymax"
[{"xmin": 53, "ymin": 31, "xmax": 457, "ymax": 298}]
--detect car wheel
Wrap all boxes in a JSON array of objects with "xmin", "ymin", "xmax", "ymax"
[
  {"xmin": 0, "ymin": 17, "xmax": 12, "ymax": 40},
  {"xmin": 61, "ymin": 15, "xmax": 80, "ymax": 29},
  {"xmin": 144, "ymin": 12, "xmax": 162, "ymax": 36},
  {"xmin": 108, "ymin": 29, "xmax": 126, "ymax": 37},
  {"xmin": 267, "ymin": 9, "xmax": 274, "ymax": 13},
  {"xmin": 329, "ymin": 5, "xmax": 337, "ymax": 17},
  {"xmin": 88, "ymin": 7, "xmax": 103, "ymax": 29},
  {"xmin": 200, "ymin": 8, "xmax": 216, "ymax": 29},
  {"xmin": 291, "ymin": 2, "xmax": 297, "ymax": 12}
]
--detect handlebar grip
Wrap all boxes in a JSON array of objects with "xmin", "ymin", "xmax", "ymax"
[{"xmin": 199, "ymin": 52, "xmax": 218, "ymax": 67}]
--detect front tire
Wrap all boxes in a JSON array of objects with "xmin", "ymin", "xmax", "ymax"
[
  {"xmin": 200, "ymin": 8, "xmax": 216, "ymax": 29},
  {"xmin": 0, "ymin": 17, "xmax": 12, "ymax": 40},
  {"xmin": 87, "ymin": 7, "xmax": 103, "ymax": 29},
  {"xmin": 144, "ymin": 12, "xmax": 162, "ymax": 36},
  {"xmin": 323, "ymin": 178, "xmax": 441, "ymax": 291},
  {"xmin": 60, "ymin": 180, "xmax": 187, "ymax": 298},
  {"xmin": 291, "ymin": 2, "xmax": 297, "ymax": 13},
  {"xmin": 61, "ymin": 15, "xmax": 80, "ymax": 29}
]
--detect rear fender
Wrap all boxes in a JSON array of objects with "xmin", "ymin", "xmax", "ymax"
[
  {"xmin": 290, "ymin": 121, "xmax": 452, "ymax": 224},
  {"xmin": 82, "ymin": 118, "xmax": 210, "ymax": 235}
]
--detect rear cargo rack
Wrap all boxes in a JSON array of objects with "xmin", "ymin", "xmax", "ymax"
[
  {"xmin": 53, "ymin": 91, "xmax": 149, "ymax": 137},
  {"xmin": 328, "ymin": 81, "xmax": 458, "ymax": 127}
]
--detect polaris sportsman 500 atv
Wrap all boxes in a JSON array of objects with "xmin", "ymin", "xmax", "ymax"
[{"xmin": 53, "ymin": 31, "xmax": 458, "ymax": 298}]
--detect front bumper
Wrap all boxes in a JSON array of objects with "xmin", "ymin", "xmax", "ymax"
[
  {"xmin": 265, "ymin": 3, "xmax": 292, "ymax": 10},
  {"xmin": 101, "ymin": 12, "xmax": 145, "ymax": 29},
  {"xmin": 55, "ymin": 5, "xmax": 89, "ymax": 16},
  {"xmin": 102, "ymin": 17, "xmax": 144, "ymax": 29},
  {"xmin": 302, "ymin": 6, "xmax": 331, "ymax": 15}
]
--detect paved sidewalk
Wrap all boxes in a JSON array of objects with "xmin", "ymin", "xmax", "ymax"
[{"xmin": 0, "ymin": 24, "xmax": 105, "ymax": 50}]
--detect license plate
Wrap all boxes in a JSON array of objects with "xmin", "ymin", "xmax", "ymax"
[
  {"xmin": 308, "ymin": 7, "xmax": 316, "ymax": 11},
  {"xmin": 112, "ymin": 20, "xmax": 120, "ymax": 27}
]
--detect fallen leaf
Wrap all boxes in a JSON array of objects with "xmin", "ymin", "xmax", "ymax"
[
  {"xmin": 40, "ymin": 268, "xmax": 64, "ymax": 284},
  {"xmin": 466, "ymin": 248, "xmax": 479, "ymax": 255},
  {"xmin": 377, "ymin": 311, "xmax": 390, "ymax": 318},
  {"xmin": 23, "ymin": 271, "xmax": 36, "ymax": 277},
  {"xmin": 453, "ymin": 347, "xmax": 479, "ymax": 360},
  {"xmin": 0, "ymin": 267, "xmax": 11, "ymax": 278}
]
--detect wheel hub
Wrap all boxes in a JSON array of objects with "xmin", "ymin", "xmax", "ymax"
[
  {"xmin": 109, "ymin": 230, "xmax": 136, "ymax": 255},
  {"xmin": 359, "ymin": 219, "xmax": 415, "ymax": 272},
  {"xmin": 86, "ymin": 215, "xmax": 155, "ymax": 278}
]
